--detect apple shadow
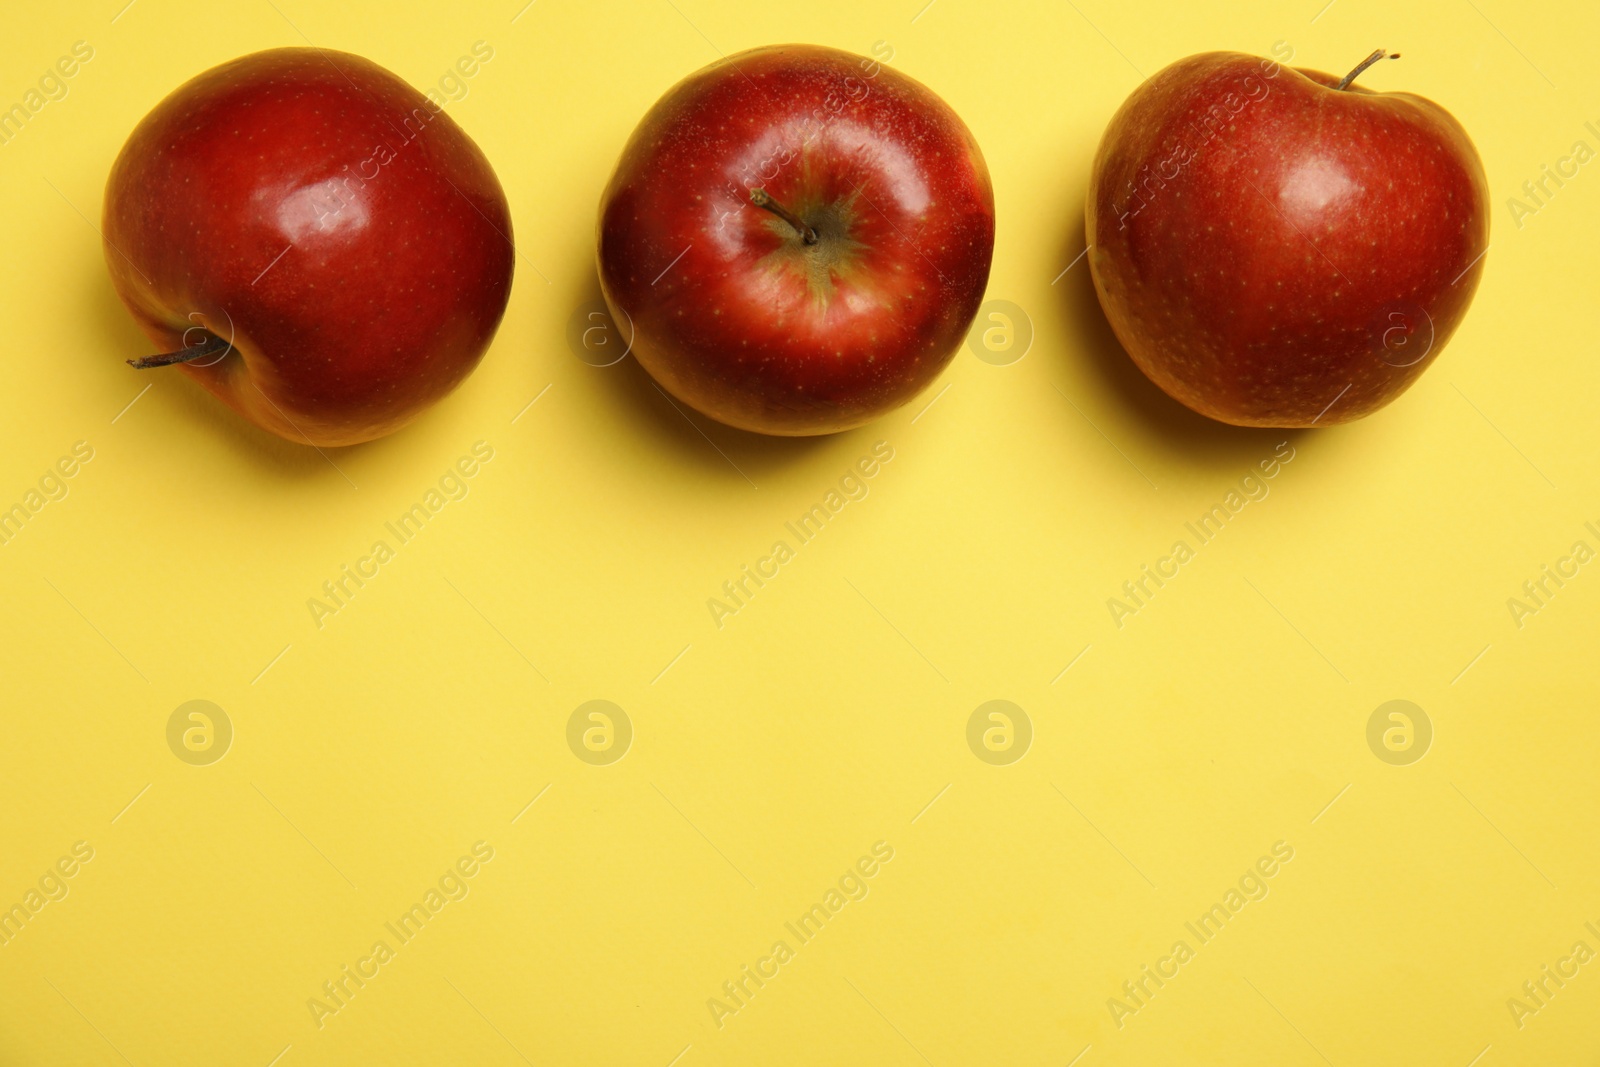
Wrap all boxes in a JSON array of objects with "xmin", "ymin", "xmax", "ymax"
[
  {"xmin": 570, "ymin": 269, "xmax": 837, "ymax": 485},
  {"xmin": 1054, "ymin": 219, "xmax": 1307, "ymax": 467}
]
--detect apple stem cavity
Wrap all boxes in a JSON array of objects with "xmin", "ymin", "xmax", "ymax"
[
  {"xmin": 1336, "ymin": 48, "xmax": 1400, "ymax": 91},
  {"xmin": 127, "ymin": 331, "xmax": 232, "ymax": 369},
  {"xmin": 750, "ymin": 188, "xmax": 819, "ymax": 245}
]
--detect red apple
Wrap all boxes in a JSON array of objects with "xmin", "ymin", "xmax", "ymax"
[
  {"xmin": 1086, "ymin": 50, "xmax": 1488, "ymax": 427},
  {"xmin": 598, "ymin": 44, "xmax": 995, "ymax": 436},
  {"xmin": 104, "ymin": 48, "xmax": 514, "ymax": 446}
]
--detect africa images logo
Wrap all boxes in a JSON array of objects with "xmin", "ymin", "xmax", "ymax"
[
  {"xmin": 706, "ymin": 442, "xmax": 894, "ymax": 629},
  {"xmin": 1106, "ymin": 442, "xmax": 1295, "ymax": 627},
  {"xmin": 706, "ymin": 841, "xmax": 895, "ymax": 1028},
  {"xmin": 1106, "ymin": 840, "xmax": 1295, "ymax": 1028},
  {"xmin": 306, "ymin": 842, "xmax": 495, "ymax": 1029}
]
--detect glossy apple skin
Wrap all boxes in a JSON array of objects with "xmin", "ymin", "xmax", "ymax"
[
  {"xmin": 1086, "ymin": 52, "xmax": 1489, "ymax": 427},
  {"xmin": 598, "ymin": 44, "xmax": 995, "ymax": 436},
  {"xmin": 104, "ymin": 48, "xmax": 514, "ymax": 446}
]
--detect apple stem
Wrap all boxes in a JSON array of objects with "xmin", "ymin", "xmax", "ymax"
[
  {"xmin": 749, "ymin": 188, "xmax": 819, "ymax": 245},
  {"xmin": 127, "ymin": 332, "xmax": 232, "ymax": 369},
  {"xmin": 1336, "ymin": 48, "xmax": 1399, "ymax": 91}
]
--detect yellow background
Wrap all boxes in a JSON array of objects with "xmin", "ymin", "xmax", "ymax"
[{"xmin": 2, "ymin": 0, "xmax": 1597, "ymax": 1063}]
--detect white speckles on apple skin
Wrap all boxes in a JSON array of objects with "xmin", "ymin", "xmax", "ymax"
[
  {"xmin": 597, "ymin": 44, "xmax": 994, "ymax": 435},
  {"xmin": 1086, "ymin": 50, "xmax": 1489, "ymax": 427},
  {"xmin": 104, "ymin": 47, "xmax": 513, "ymax": 445}
]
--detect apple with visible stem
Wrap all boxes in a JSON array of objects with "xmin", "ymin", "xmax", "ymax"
[
  {"xmin": 104, "ymin": 47, "xmax": 514, "ymax": 447},
  {"xmin": 598, "ymin": 44, "xmax": 995, "ymax": 436},
  {"xmin": 1086, "ymin": 49, "xmax": 1489, "ymax": 427}
]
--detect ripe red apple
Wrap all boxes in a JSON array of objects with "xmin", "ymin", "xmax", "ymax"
[
  {"xmin": 598, "ymin": 44, "xmax": 995, "ymax": 436},
  {"xmin": 104, "ymin": 48, "xmax": 514, "ymax": 446},
  {"xmin": 1086, "ymin": 50, "xmax": 1488, "ymax": 427}
]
